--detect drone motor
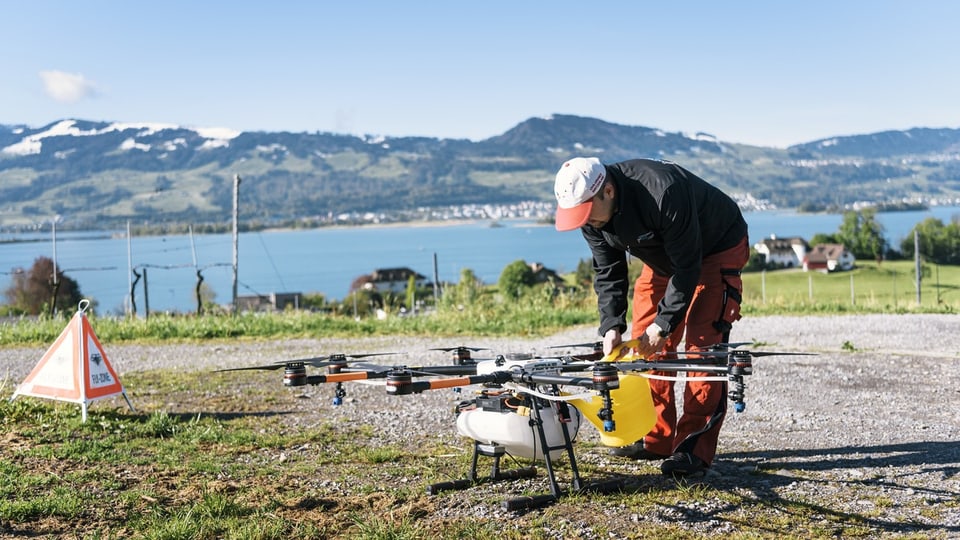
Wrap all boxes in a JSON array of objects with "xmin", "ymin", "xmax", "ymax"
[{"xmin": 283, "ymin": 364, "xmax": 307, "ymax": 387}]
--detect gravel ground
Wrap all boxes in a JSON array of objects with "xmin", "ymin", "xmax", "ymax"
[{"xmin": 2, "ymin": 313, "xmax": 958, "ymax": 537}]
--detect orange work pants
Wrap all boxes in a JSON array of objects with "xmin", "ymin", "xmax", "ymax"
[{"xmin": 631, "ymin": 236, "xmax": 749, "ymax": 465}]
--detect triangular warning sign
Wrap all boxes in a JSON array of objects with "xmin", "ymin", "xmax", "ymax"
[{"xmin": 11, "ymin": 301, "xmax": 135, "ymax": 421}]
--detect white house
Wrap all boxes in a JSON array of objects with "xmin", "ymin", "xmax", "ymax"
[
  {"xmin": 363, "ymin": 267, "xmax": 428, "ymax": 294},
  {"xmin": 803, "ymin": 244, "xmax": 856, "ymax": 272},
  {"xmin": 753, "ymin": 236, "xmax": 809, "ymax": 268}
]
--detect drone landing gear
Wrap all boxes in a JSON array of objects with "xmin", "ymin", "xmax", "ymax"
[
  {"xmin": 426, "ymin": 442, "xmax": 537, "ymax": 494},
  {"xmin": 427, "ymin": 397, "xmax": 623, "ymax": 511}
]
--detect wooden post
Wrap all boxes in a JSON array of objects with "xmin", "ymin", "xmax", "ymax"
[
  {"xmin": 433, "ymin": 252, "xmax": 440, "ymax": 304},
  {"xmin": 126, "ymin": 221, "xmax": 133, "ymax": 317},
  {"xmin": 850, "ymin": 274, "xmax": 855, "ymax": 306},
  {"xmin": 914, "ymin": 229, "xmax": 921, "ymax": 305},
  {"xmin": 232, "ymin": 175, "xmax": 241, "ymax": 314},
  {"xmin": 143, "ymin": 267, "xmax": 150, "ymax": 319}
]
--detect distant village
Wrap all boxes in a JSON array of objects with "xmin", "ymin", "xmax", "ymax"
[{"xmin": 320, "ymin": 193, "xmax": 776, "ymax": 227}]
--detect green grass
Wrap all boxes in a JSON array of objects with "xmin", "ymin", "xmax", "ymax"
[
  {"xmin": 1, "ymin": 263, "xmax": 954, "ymax": 537},
  {"xmin": 0, "ymin": 287, "xmax": 598, "ymax": 346},
  {"xmin": 1, "ymin": 360, "xmax": 951, "ymax": 538},
  {"xmin": 742, "ymin": 260, "xmax": 960, "ymax": 315}
]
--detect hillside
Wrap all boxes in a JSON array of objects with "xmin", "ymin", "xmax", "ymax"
[{"xmin": 1, "ymin": 115, "xmax": 959, "ymax": 230}]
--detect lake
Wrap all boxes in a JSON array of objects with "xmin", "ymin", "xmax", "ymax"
[{"xmin": 2, "ymin": 206, "xmax": 959, "ymax": 314}]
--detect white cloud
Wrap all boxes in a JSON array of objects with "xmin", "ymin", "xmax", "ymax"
[{"xmin": 39, "ymin": 70, "xmax": 98, "ymax": 103}]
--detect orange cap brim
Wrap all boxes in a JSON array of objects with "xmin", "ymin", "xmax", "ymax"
[{"xmin": 554, "ymin": 200, "xmax": 593, "ymax": 231}]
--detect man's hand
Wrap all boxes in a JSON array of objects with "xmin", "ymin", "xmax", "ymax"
[
  {"xmin": 602, "ymin": 328, "xmax": 623, "ymax": 357},
  {"xmin": 635, "ymin": 323, "xmax": 667, "ymax": 358}
]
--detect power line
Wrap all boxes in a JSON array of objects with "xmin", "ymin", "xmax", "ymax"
[{"xmin": 256, "ymin": 231, "xmax": 287, "ymax": 290}]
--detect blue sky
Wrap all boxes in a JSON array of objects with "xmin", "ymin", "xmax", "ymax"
[{"xmin": 3, "ymin": 1, "xmax": 959, "ymax": 148}]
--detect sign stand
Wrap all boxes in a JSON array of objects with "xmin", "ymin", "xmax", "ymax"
[{"xmin": 10, "ymin": 300, "xmax": 135, "ymax": 421}]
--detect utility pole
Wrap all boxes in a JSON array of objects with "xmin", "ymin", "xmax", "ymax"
[
  {"xmin": 232, "ymin": 174, "xmax": 241, "ymax": 314},
  {"xmin": 190, "ymin": 226, "xmax": 203, "ymax": 315},
  {"xmin": 433, "ymin": 252, "xmax": 440, "ymax": 305},
  {"xmin": 126, "ymin": 220, "xmax": 133, "ymax": 317},
  {"xmin": 143, "ymin": 267, "xmax": 150, "ymax": 318},
  {"xmin": 50, "ymin": 220, "xmax": 59, "ymax": 316}
]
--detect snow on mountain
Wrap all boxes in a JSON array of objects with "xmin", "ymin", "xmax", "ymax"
[{"xmin": 1, "ymin": 119, "xmax": 241, "ymax": 156}]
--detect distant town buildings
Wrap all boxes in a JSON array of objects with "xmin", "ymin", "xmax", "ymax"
[
  {"xmin": 235, "ymin": 292, "xmax": 303, "ymax": 312},
  {"xmin": 753, "ymin": 235, "xmax": 856, "ymax": 272},
  {"xmin": 754, "ymin": 236, "xmax": 810, "ymax": 268},
  {"xmin": 352, "ymin": 267, "xmax": 429, "ymax": 294},
  {"xmin": 321, "ymin": 194, "xmax": 776, "ymax": 227}
]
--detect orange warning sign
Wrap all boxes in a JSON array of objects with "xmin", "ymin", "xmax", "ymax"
[{"xmin": 11, "ymin": 301, "xmax": 134, "ymax": 421}]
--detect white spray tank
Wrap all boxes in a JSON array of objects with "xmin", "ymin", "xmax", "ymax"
[{"xmin": 455, "ymin": 355, "xmax": 581, "ymax": 460}]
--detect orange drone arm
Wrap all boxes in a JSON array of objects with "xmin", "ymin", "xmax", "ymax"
[
  {"xmin": 299, "ymin": 371, "xmax": 375, "ymax": 385},
  {"xmin": 421, "ymin": 376, "xmax": 474, "ymax": 390},
  {"xmin": 387, "ymin": 371, "xmax": 512, "ymax": 395}
]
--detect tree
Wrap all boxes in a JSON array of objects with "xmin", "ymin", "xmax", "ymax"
[
  {"xmin": 809, "ymin": 232, "xmax": 839, "ymax": 246},
  {"xmin": 450, "ymin": 268, "xmax": 483, "ymax": 306},
  {"xmin": 574, "ymin": 258, "xmax": 594, "ymax": 288},
  {"xmin": 3, "ymin": 256, "xmax": 84, "ymax": 315},
  {"xmin": 404, "ymin": 274, "xmax": 416, "ymax": 311},
  {"xmin": 743, "ymin": 248, "xmax": 768, "ymax": 272},
  {"xmin": 900, "ymin": 217, "xmax": 960, "ymax": 264},
  {"xmin": 498, "ymin": 260, "xmax": 535, "ymax": 299},
  {"xmin": 836, "ymin": 209, "xmax": 887, "ymax": 260}
]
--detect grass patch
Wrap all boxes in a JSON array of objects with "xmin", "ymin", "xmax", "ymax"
[{"xmin": 0, "ymin": 369, "xmax": 943, "ymax": 539}]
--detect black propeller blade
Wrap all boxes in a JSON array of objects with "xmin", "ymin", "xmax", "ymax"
[
  {"xmin": 644, "ymin": 350, "xmax": 815, "ymax": 360},
  {"xmin": 548, "ymin": 341, "xmax": 602, "ymax": 350},
  {"xmin": 216, "ymin": 352, "xmax": 399, "ymax": 373},
  {"xmin": 429, "ymin": 346, "xmax": 490, "ymax": 352}
]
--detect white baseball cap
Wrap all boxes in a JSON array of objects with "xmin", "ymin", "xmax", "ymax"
[{"xmin": 553, "ymin": 157, "xmax": 606, "ymax": 231}]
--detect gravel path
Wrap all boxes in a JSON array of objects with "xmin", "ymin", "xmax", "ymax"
[{"xmin": 2, "ymin": 313, "xmax": 958, "ymax": 536}]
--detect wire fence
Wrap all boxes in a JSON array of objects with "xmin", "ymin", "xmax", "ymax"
[{"xmin": 742, "ymin": 262, "xmax": 960, "ymax": 312}]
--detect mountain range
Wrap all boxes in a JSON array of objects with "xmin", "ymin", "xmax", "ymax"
[{"xmin": 2, "ymin": 114, "xmax": 959, "ymax": 230}]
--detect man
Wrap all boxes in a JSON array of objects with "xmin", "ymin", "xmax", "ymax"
[{"xmin": 554, "ymin": 156, "xmax": 749, "ymax": 478}]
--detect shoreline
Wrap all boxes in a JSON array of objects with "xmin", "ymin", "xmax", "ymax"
[{"xmin": 1, "ymin": 217, "xmax": 557, "ymax": 240}]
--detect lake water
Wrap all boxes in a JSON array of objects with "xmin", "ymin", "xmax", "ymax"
[{"xmin": 2, "ymin": 206, "xmax": 959, "ymax": 314}]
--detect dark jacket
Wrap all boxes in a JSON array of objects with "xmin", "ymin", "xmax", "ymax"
[{"xmin": 582, "ymin": 159, "xmax": 748, "ymax": 337}]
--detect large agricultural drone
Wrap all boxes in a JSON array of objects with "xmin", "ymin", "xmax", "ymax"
[{"xmin": 219, "ymin": 341, "xmax": 810, "ymax": 510}]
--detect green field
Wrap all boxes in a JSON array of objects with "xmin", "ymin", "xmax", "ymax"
[{"xmin": 742, "ymin": 260, "xmax": 960, "ymax": 315}]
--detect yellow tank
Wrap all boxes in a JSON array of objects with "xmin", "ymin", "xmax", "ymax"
[{"xmin": 569, "ymin": 373, "xmax": 656, "ymax": 447}]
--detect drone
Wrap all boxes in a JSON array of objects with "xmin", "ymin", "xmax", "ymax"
[{"xmin": 218, "ymin": 341, "xmax": 812, "ymax": 510}]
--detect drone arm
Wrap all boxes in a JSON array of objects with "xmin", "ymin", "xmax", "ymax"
[
  {"xmin": 387, "ymin": 371, "xmax": 512, "ymax": 395},
  {"xmin": 303, "ymin": 371, "xmax": 379, "ymax": 385},
  {"xmin": 406, "ymin": 365, "xmax": 480, "ymax": 376},
  {"xmin": 514, "ymin": 372, "xmax": 595, "ymax": 388}
]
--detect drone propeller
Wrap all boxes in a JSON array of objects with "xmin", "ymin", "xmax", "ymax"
[
  {"xmin": 429, "ymin": 345, "xmax": 493, "ymax": 365},
  {"xmin": 600, "ymin": 338, "xmax": 818, "ymax": 363},
  {"xmin": 730, "ymin": 351, "xmax": 815, "ymax": 358},
  {"xmin": 215, "ymin": 351, "xmax": 399, "ymax": 373},
  {"xmin": 714, "ymin": 341, "xmax": 754, "ymax": 349},
  {"xmin": 633, "ymin": 350, "xmax": 816, "ymax": 363},
  {"xmin": 548, "ymin": 341, "xmax": 603, "ymax": 350}
]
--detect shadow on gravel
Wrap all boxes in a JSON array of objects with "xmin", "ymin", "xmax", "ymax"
[{"xmin": 716, "ymin": 440, "xmax": 960, "ymax": 536}]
